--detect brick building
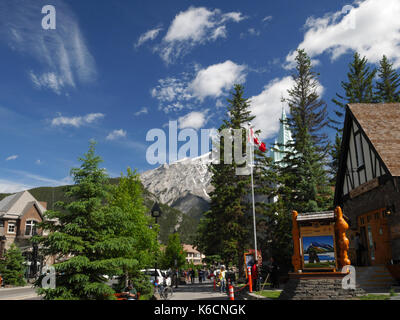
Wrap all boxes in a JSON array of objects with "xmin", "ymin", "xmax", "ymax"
[{"xmin": 0, "ymin": 190, "xmax": 48, "ymax": 277}]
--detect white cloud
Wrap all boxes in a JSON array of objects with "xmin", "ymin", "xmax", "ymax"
[
  {"xmin": 249, "ymin": 76, "xmax": 325, "ymax": 140},
  {"xmin": 285, "ymin": 0, "xmax": 400, "ymax": 68},
  {"xmin": 248, "ymin": 77, "xmax": 294, "ymax": 140},
  {"xmin": 158, "ymin": 7, "xmax": 245, "ymax": 63},
  {"xmin": 151, "ymin": 61, "xmax": 246, "ymax": 112},
  {"xmin": 5, "ymin": 169, "xmax": 72, "ymax": 188},
  {"xmin": 51, "ymin": 113, "xmax": 105, "ymax": 128},
  {"xmin": 134, "ymin": 107, "xmax": 149, "ymax": 116},
  {"xmin": 0, "ymin": 0, "xmax": 97, "ymax": 94},
  {"xmin": 189, "ymin": 61, "xmax": 247, "ymax": 101},
  {"xmin": 35, "ymin": 159, "xmax": 42, "ymax": 165},
  {"xmin": 262, "ymin": 16, "xmax": 273, "ymax": 23},
  {"xmin": 178, "ymin": 111, "xmax": 209, "ymax": 129},
  {"xmin": 6, "ymin": 155, "xmax": 18, "ymax": 161},
  {"xmin": 135, "ymin": 27, "xmax": 163, "ymax": 48},
  {"xmin": 30, "ymin": 71, "xmax": 65, "ymax": 95},
  {"xmin": 240, "ymin": 28, "xmax": 261, "ymax": 38},
  {"xmin": 106, "ymin": 129, "xmax": 127, "ymax": 141},
  {"xmin": 0, "ymin": 180, "xmax": 32, "ymax": 193}
]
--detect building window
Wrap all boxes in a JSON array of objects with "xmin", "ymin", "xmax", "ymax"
[
  {"xmin": 25, "ymin": 220, "xmax": 37, "ymax": 236},
  {"xmin": 8, "ymin": 223, "xmax": 16, "ymax": 234}
]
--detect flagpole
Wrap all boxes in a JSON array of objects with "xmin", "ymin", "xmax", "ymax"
[{"xmin": 248, "ymin": 123, "xmax": 258, "ymax": 263}]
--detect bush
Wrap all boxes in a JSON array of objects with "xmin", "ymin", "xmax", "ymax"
[{"xmin": 0, "ymin": 244, "xmax": 26, "ymax": 287}]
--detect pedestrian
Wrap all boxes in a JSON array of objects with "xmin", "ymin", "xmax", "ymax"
[
  {"xmin": 198, "ymin": 269, "xmax": 203, "ymax": 283},
  {"xmin": 190, "ymin": 268, "xmax": 195, "ymax": 284},
  {"xmin": 354, "ymin": 232, "xmax": 364, "ymax": 266},
  {"xmin": 268, "ymin": 257, "xmax": 279, "ymax": 289},
  {"xmin": 219, "ymin": 266, "xmax": 226, "ymax": 294}
]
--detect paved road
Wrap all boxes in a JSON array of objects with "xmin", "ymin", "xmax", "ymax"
[
  {"xmin": 0, "ymin": 286, "xmax": 40, "ymax": 300},
  {"xmin": 169, "ymin": 280, "xmax": 234, "ymax": 300}
]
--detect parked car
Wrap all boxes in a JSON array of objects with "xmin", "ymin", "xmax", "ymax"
[{"xmin": 141, "ymin": 269, "xmax": 171, "ymax": 287}]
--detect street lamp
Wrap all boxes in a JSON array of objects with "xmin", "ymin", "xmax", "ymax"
[{"xmin": 151, "ymin": 202, "xmax": 163, "ymax": 273}]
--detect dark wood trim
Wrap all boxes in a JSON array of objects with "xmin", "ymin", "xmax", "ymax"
[
  {"xmin": 334, "ymin": 104, "xmax": 395, "ymax": 206},
  {"xmin": 369, "ymin": 147, "xmax": 376, "ymax": 179}
]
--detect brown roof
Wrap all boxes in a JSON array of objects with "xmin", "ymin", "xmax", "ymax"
[
  {"xmin": 348, "ymin": 103, "xmax": 400, "ymax": 177},
  {"xmin": 183, "ymin": 244, "xmax": 200, "ymax": 254}
]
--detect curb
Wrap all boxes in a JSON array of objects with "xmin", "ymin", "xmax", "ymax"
[{"xmin": 242, "ymin": 291, "xmax": 271, "ymax": 300}]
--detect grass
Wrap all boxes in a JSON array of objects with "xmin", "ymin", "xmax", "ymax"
[
  {"xmin": 253, "ymin": 290, "xmax": 282, "ymax": 299},
  {"xmin": 358, "ymin": 294, "xmax": 391, "ymax": 300}
]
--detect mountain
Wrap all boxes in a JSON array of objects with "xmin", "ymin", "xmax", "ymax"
[
  {"xmin": 0, "ymin": 179, "xmax": 197, "ymax": 245},
  {"xmin": 140, "ymin": 153, "xmax": 213, "ymax": 221},
  {"xmin": 0, "ymin": 154, "xmax": 214, "ymax": 245}
]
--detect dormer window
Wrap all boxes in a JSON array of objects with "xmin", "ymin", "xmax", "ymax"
[{"xmin": 25, "ymin": 220, "xmax": 37, "ymax": 236}]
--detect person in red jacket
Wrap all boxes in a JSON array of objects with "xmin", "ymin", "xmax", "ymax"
[{"xmin": 251, "ymin": 260, "xmax": 258, "ymax": 291}]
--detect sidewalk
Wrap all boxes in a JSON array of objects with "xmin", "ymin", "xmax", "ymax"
[{"xmin": 0, "ymin": 285, "xmax": 39, "ymax": 300}]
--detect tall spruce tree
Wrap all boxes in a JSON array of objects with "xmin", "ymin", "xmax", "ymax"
[
  {"xmin": 280, "ymin": 49, "xmax": 332, "ymax": 213},
  {"xmin": 253, "ymin": 146, "xmax": 292, "ymax": 267},
  {"xmin": 35, "ymin": 142, "xmax": 156, "ymax": 300},
  {"xmin": 375, "ymin": 55, "xmax": 400, "ymax": 103},
  {"xmin": 329, "ymin": 53, "xmax": 376, "ymax": 181},
  {"xmin": 196, "ymin": 84, "xmax": 254, "ymax": 277}
]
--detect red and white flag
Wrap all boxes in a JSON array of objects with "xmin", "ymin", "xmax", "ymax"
[{"xmin": 249, "ymin": 127, "xmax": 267, "ymax": 153}]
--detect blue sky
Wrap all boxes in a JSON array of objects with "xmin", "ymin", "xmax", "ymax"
[{"xmin": 0, "ymin": 0, "xmax": 399, "ymax": 192}]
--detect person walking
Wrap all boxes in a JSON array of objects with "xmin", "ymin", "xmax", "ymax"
[
  {"xmin": 190, "ymin": 268, "xmax": 195, "ymax": 284},
  {"xmin": 198, "ymin": 269, "xmax": 203, "ymax": 283},
  {"xmin": 219, "ymin": 266, "xmax": 226, "ymax": 294}
]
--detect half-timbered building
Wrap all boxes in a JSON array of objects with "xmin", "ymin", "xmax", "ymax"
[{"xmin": 334, "ymin": 103, "xmax": 400, "ymax": 267}]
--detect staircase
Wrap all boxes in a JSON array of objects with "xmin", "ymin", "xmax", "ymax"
[{"xmin": 355, "ymin": 266, "xmax": 397, "ymax": 292}]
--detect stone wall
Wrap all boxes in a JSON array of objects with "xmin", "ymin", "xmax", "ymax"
[{"xmin": 279, "ymin": 277, "xmax": 364, "ymax": 300}]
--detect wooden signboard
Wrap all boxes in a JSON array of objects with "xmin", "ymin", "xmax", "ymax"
[
  {"xmin": 244, "ymin": 250, "xmax": 262, "ymax": 279},
  {"xmin": 291, "ymin": 207, "xmax": 350, "ymax": 274},
  {"xmin": 300, "ymin": 223, "xmax": 338, "ymax": 271}
]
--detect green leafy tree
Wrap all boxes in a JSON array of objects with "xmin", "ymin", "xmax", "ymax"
[
  {"xmin": 34, "ymin": 142, "xmax": 152, "ymax": 300},
  {"xmin": 375, "ymin": 55, "xmax": 400, "ymax": 103},
  {"xmin": 160, "ymin": 233, "xmax": 186, "ymax": 269},
  {"xmin": 0, "ymin": 244, "xmax": 26, "ymax": 286}
]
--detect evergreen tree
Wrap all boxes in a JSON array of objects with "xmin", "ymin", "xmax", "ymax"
[
  {"xmin": 0, "ymin": 244, "xmax": 26, "ymax": 286},
  {"xmin": 34, "ymin": 142, "xmax": 155, "ymax": 300},
  {"xmin": 253, "ymin": 147, "xmax": 292, "ymax": 267},
  {"xmin": 375, "ymin": 55, "xmax": 400, "ymax": 103},
  {"xmin": 196, "ymin": 84, "xmax": 254, "ymax": 277},
  {"xmin": 329, "ymin": 53, "xmax": 376, "ymax": 181},
  {"xmin": 280, "ymin": 49, "xmax": 332, "ymax": 213}
]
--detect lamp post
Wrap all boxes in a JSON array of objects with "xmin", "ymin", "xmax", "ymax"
[{"xmin": 151, "ymin": 202, "xmax": 163, "ymax": 272}]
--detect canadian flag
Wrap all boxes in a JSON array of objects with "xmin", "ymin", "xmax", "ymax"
[{"xmin": 249, "ymin": 127, "xmax": 267, "ymax": 153}]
